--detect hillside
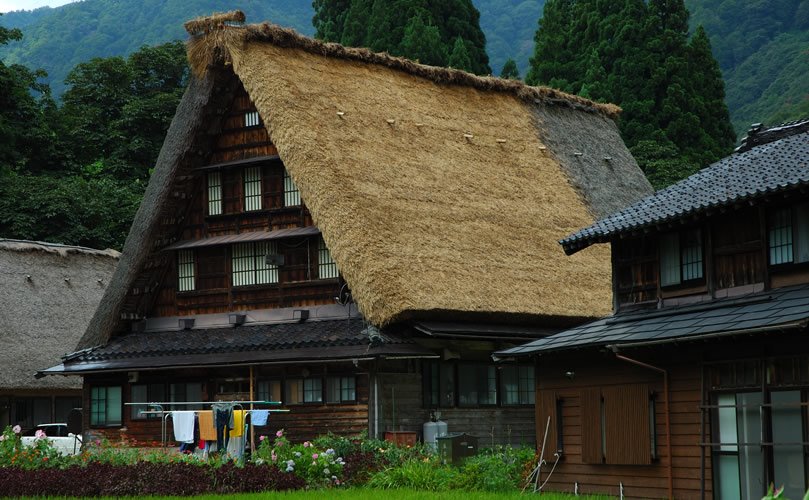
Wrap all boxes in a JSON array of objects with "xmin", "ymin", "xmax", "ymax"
[{"xmin": 1, "ymin": 0, "xmax": 807, "ymax": 133}]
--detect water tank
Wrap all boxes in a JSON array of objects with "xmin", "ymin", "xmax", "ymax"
[{"xmin": 423, "ymin": 421, "xmax": 439, "ymax": 450}]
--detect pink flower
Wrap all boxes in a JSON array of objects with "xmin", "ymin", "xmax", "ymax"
[
  {"xmin": 271, "ymin": 451, "xmax": 277, "ymax": 462},
  {"xmin": 12, "ymin": 425, "xmax": 21, "ymax": 434},
  {"xmin": 35, "ymin": 429, "xmax": 47, "ymax": 440},
  {"xmin": 259, "ymin": 435, "xmax": 266, "ymax": 441},
  {"xmin": 303, "ymin": 441, "xmax": 310, "ymax": 448},
  {"xmin": 276, "ymin": 429, "xmax": 284, "ymax": 438},
  {"xmin": 0, "ymin": 435, "xmax": 5, "ymax": 442},
  {"xmin": 312, "ymin": 453, "xmax": 319, "ymax": 460}
]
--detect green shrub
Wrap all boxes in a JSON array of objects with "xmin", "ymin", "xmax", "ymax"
[
  {"xmin": 452, "ymin": 446, "xmax": 536, "ymax": 491},
  {"xmin": 367, "ymin": 457, "xmax": 459, "ymax": 491}
]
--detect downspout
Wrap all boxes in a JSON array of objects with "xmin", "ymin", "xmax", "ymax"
[{"xmin": 611, "ymin": 351, "xmax": 673, "ymax": 500}]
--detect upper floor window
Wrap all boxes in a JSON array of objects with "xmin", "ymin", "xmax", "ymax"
[
  {"xmin": 244, "ymin": 111, "xmax": 260, "ymax": 127},
  {"xmin": 501, "ymin": 365, "xmax": 535, "ymax": 405},
  {"xmin": 660, "ymin": 229, "xmax": 703, "ymax": 287},
  {"xmin": 284, "ymin": 168, "xmax": 301, "ymax": 207},
  {"xmin": 177, "ymin": 250, "xmax": 196, "ymax": 292},
  {"xmin": 232, "ymin": 242, "xmax": 278, "ymax": 286},
  {"xmin": 244, "ymin": 166, "xmax": 262, "ymax": 211},
  {"xmin": 768, "ymin": 204, "xmax": 809, "ymax": 265},
  {"xmin": 207, "ymin": 171, "xmax": 222, "ymax": 216},
  {"xmin": 318, "ymin": 236, "xmax": 339, "ymax": 279}
]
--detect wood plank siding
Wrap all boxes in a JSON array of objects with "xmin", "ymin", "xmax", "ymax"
[{"xmin": 536, "ymin": 350, "xmax": 709, "ymax": 499}]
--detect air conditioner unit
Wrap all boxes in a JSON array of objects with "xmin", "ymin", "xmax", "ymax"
[
  {"xmin": 229, "ymin": 313, "xmax": 247, "ymax": 326},
  {"xmin": 127, "ymin": 371, "xmax": 139, "ymax": 383},
  {"xmin": 265, "ymin": 253, "xmax": 285, "ymax": 266}
]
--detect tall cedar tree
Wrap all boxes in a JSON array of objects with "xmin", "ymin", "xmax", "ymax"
[
  {"xmin": 527, "ymin": 0, "xmax": 734, "ymax": 189},
  {"xmin": 312, "ymin": 0, "xmax": 491, "ymax": 75},
  {"xmin": 500, "ymin": 58, "xmax": 520, "ymax": 80}
]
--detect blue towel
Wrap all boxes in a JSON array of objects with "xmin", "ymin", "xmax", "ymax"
[{"xmin": 251, "ymin": 409, "xmax": 269, "ymax": 426}]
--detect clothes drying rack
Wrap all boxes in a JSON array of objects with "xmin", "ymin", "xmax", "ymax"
[{"xmin": 124, "ymin": 400, "xmax": 288, "ymax": 454}]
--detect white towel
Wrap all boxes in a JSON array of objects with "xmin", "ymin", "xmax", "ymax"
[
  {"xmin": 251, "ymin": 409, "xmax": 269, "ymax": 426},
  {"xmin": 172, "ymin": 411, "xmax": 195, "ymax": 443}
]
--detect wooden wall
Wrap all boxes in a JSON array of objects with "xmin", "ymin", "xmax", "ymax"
[
  {"xmin": 82, "ymin": 363, "xmax": 370, "ymax": 446},
  {"xmin": 535, "ymin": 349, "xmax": 709, "ymax": 499},
  {"xmin": 376, "ymin": 360, "xmax": 536, "ymax": 446}
]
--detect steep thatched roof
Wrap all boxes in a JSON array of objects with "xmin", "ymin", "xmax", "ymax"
[
  {"xmin": 77, "ymin": 13, "xmax": 651, "ymax": 349},
  {"xmin": 0, "ymin": 240, "xmax": 118, "ymax": 390}
]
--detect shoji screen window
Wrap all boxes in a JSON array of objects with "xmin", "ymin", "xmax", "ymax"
[
  {"xmin": 318, "ymin": 236, "xmax": 339, "ymax": 279},
  {"xmin": 284, "ymin": 168, "xmax": 301, "ymax": 207},
  {"xmin": 177, "ymin": 250, "xmax": 195, "ymax": 292},
  {"xmin": 232, "ymin": 242, "xmax": 279, "ymax": 286},
  {"xmin": 244, "ymin": 166, "xmax": 262, "ymax": 211},
  {"xmin": 207, "ymin": 171, "xmax": 222, "ymax": 215}
]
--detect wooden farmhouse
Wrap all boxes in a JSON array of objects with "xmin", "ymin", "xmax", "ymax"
[
  {"xmin": 0, "ymin": 239, "xmax": 118, "ymax": 430},
  {"xmin": 42, "ymin": 12, "xmax": 651, "ymax": 447},
  {"xmin": 497, "ymin": 119, "xmax": 809, "ymax": 499}
]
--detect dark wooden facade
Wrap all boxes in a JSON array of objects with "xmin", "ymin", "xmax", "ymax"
[{"xmin": 536, "ymin": 194, "xmax": 809, "ymax": 499}]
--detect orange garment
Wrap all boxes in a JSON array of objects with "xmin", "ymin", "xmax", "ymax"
[{"xmin": 198, "ymin": 410, "xmax": 216, "ymax": 441}]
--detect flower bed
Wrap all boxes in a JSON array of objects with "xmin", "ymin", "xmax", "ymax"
[{"xmin": 0, "ymin": 425, "xmax": 536, "ymax": 496}]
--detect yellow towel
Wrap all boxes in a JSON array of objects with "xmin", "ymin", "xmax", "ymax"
[
  {"xmin": 198, "ymin": 410, "xmax": 216, "ymax": 441},
  {"xmin": 228, "ymin": 410, "xmax": 245, "ymax": 437}
]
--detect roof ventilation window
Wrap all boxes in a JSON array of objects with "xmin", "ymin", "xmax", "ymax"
[{"xmin": 245, "ymin": 111, "xmax": 260, "ymax": 127}]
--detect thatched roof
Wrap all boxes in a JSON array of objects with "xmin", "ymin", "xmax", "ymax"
[
  {"xmin": 0, "ymin": 240, "xmax": 118, "ymax": 390},
  {"xmin": 77, "ymin": 13, "xmax": 651, "ymax": 350}
]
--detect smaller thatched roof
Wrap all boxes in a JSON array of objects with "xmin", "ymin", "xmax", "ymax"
[{"xmin": 0, "ymin": 240, "xmax": 118, "ymax": 390}]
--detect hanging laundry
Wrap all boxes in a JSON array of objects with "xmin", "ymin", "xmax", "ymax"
[
  {"xmin": 251, "ymin": 409, "xmax": 269, "ymax": 426},
  {"xmin": 198, "ymin": 410, "xmax": 216, "ymax": 442},
  {"xmin": 228, "ymin": 410, "xmax": 245, "ymax": 438},
  {"xmin": 172, "ymin": 411, "xmax": 195, "ymax": 443}
]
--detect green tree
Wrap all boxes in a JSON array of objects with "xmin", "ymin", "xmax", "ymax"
[
  {"xmin": 312, "ymin": 0, "xmax": 490, "ymax": 74},
  {"xmin": 499, "ymin": 58, "xmax": 520, "ymax": 80},
  {"xmin": 448, "ymin": 36, "xmax": 473, "ymax": 72}
]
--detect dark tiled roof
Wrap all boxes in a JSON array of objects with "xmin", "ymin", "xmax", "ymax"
[
  {"xmin": 496, "ymin": 283, "xmax": 809, "ymax": 357},
  {"xmin": 45, "ymin": 319, "xmax": 433, "ymax": 374},
  {"xmin": 561, "ymin": 123, "xmax": 809, "ymax": 254}
]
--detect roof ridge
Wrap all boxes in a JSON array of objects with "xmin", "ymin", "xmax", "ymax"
[
  {"xmin": 184, "ymin": 11, "xmax": 621, "ymax": 119},
  {"xmin": 0, "ymin": 238, "xmax": 120, "ymax": 258}
]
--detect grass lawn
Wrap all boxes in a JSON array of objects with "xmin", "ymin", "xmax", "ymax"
[{"xmin": 184, "ymin": 489, "xmax": 610, "ymax": 499}]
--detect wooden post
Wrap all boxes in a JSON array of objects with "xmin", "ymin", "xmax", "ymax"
[{"xmin": 250, "ymin": 365, "xmax": 255, "ymax": 454}]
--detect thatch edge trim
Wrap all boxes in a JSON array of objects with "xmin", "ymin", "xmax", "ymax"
[
  {"xmin": 75, "ymin": 74, "xmax": 218, "ymax": 350},
  {"xmin": 186, "ymin": 16, "xmax": 620, "ymax": 119},
  {"xmin": 0, "ymin": 239, "xmax": 120, "ymax": 259}
]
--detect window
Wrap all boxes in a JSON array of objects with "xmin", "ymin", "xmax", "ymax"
[
  {"xmin": 768, "ymin": 204, "xmax": 809, "ymax": 266},
  {"xmin": 90, "ymin": 386, "xmax": 122, "ymax": 427},
  {"xmin": 130, "ymin": 383, "xmax": 165, "ymax": 419},
  {"xmin": 318, "ymin": 236, "xmax": 339, "ymax": 279},
  {"xmin": 170, "ymin": 382, "xmax": 203, "ymax": 410},
  {"xmin": 501, "ymin": 366, "xmax": 535, "ymax": 405},
  {"xmin": 660, "ymin": 229, "xmax": 703, "ymax": 286},
  {"xmin": 285, "ymin": 378, "xmax": 323, "ymax": 404},
  {"xmin": 283, "ymin": 168, "xmax": 300, "ymax": 207},
  {"xmin": 424, "ymin": 362, "xmax": 534, "ymax": 408},
  {"xmin": 458, "ymin": 365, "xmax": 497, "ymax": 406},
  {"xmin": 232, "ymin": 242, "xmax": 279, "ymax": 286},
  {"xmin": 245, "ymin": 111, "xmax": 260, "ymax": 127},
  {"xmin": 177, "ymin": 250, "xmax": 195, "ymax": 292},
  {"xmin": 244, "ymin": 166, "xmax": 262, "ymax": 211},
  {"xmin": 326, "ymin": 377, "xmax": 356, "ymax": 403},
  {"xmin": 207, "ymin": 171, "xmax": 222, "ymax": 215},
  {"xmin": 257, "ymin": 380, "xmax": 282, "ymax": 403}
]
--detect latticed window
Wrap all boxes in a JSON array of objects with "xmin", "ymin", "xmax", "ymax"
[
  {"xmin": 177, "ymin": 250, "xmax": 195, "ymax": 292},
  {"xmin": 244, "ymin": 166, "xmax": 262, "ymax": 211},
  {"xmin": 90, "ymin": 386, "xmax": 122, "ymax": 427},
  {"xmin": 207, "ymin": 171, "xmax": 222, "ymax": 215},
  {"xmin": 283, "ymin": 168, "xmax": 301, "ymax": 207},
  {"xmin": 501, "ymin": 365, "xmax": 535, "ymax": 405},
  {"xmin": 769, "ymin": 208, "xmax": 794, "ymax": 265},
  {"xmin": 232, "ymin": 242, "xmax": 278, "ymax": 286},
  {"xmin": 458, "ymin": 364, "xmax": 497, "ymax": 406},
  {"xmin": 318, "ymin": 236, "xmax": 338, "ymax": 279},
  {"xmin": 244, "ymin": 111, "xmax": 260, "ymax": 127},
  {"xmin": 660, "ymin": 229, "xmax": 703, "ymax": 286},
  {"xmin": 326, "ymin": 377, "xmax": 356, "ymax": 403}
]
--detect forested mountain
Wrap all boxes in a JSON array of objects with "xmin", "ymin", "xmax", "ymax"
[{"xmin": 3, "ymin": 0, "xmax": 805, "ymax": 135}]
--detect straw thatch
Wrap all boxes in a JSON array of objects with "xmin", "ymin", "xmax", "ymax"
[
  {"xmin": 0, "ymin": 240, "xmax": 118, "ymax": 390},
  {"xmin": 77, "ymin": 14, "xmax": 651, "ymax": 349}
]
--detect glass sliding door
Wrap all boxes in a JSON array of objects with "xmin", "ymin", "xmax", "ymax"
[
  {"xmin": 736, "ymin": 392, "xmax": 765, "ymax": 500},
  {"xmin": 771, "ymin": 391, "xmax": 806, "ymax": 500}
]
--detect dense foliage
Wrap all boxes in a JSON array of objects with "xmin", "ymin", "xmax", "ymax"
[
  {"xmin": 526, "ymin": 0, "xmax": 736, "ymax": 188},
  {"xmin": 0, "ymin": 24, "xmax": 187, "ymax": 249},
  {"xmin": 313, "ymin": 0, "xmax": 491, "ymax": 74},
  {"xmin": 0, "ymin": 425, "xmax": 536, "ymax": 496}
]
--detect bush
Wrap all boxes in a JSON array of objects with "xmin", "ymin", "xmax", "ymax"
[
  {"xmin": 366, "ymin": 457, "xmax": 460, "ymax": 491},
  {"xmin": 253, "ymin": 429, "xmax": 344, "ymax": 487},
  {"xmin": 453, "ymin": 446, "xmax": 536, "ymax": 491}
]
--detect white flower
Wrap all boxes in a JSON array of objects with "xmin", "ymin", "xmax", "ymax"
[
  {"xmin": 294, "ymin": 451, "xmax": 301, "ymax": 457},
  {"xmin": 286, "ymin": 459, "xmax": 295, "ymax": 467},
  {"xmin": 324, "ymin": 468, "xmax": 330, "ymax": 475}
]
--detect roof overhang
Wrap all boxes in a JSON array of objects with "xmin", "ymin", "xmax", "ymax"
[{"xmin": 163, "ymin": 226, "xmax": 320, "ymax": 251}]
